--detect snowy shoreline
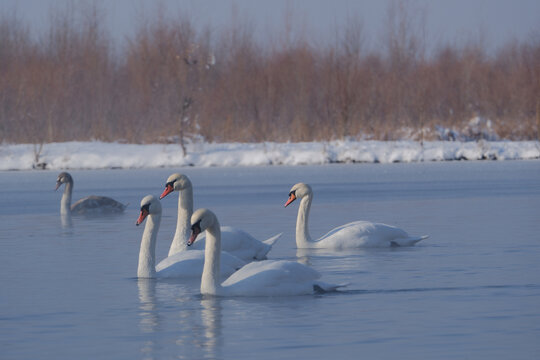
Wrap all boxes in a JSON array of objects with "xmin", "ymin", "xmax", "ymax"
[{"xmin": 1, "ymin": 140, "xmax": 539, "ymax": 171}]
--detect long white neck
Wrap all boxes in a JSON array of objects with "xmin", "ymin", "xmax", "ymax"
[
  {"xmin": 61, "ymin": 213, "xmax": 72, "ymax": 228},
  {"xmin": 138, "ymin": 213, "xmax": 161, "ymax": 278},
  {"xmin": 295, "ymin": 193, "xmax": 314, "ymax": 248},
  {"xmin": 60, "ymin": 181, "xmax": 73, "ymax": 215},
  {"xmin": 201, "ymin": 219, "xmax": 222, "ymax": 295},
  {"xmin": 168, "ymin": 186, "xmax": 194, "ymax": 256}
]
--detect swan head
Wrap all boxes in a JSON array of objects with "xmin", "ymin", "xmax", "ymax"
[
  {"xmin": 136, "ymin": 195, "xmax": 162, "ymax": 226},
  {"xmin": 55, "ymin": 172, "xmax": 73, "ymax": 190},
  {"xmin": 284, "ymin": 183, "xmax": 312, "ymax": 207},
  {"xmin": 160, "ymin": 173, "xmax": 192, "ymax": 199},
  {"xmin": 188, "ymin": 208, "xmax": 217, "ymax": 246}
]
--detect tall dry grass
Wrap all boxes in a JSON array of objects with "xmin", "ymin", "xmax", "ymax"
[{"xmin": 0, "ymin": 2, "xmax": 539, "ymax": 146}]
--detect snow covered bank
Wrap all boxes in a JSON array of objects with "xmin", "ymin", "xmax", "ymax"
[{"xmin": 1, "ymin": 140, "xmax": 539, "ymax": 171}]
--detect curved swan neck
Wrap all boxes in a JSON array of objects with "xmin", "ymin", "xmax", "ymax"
[
  {"xmin": 201, "ymin": 219, "xmax": 222, "ymax": 295},
  {"xmin": 296, "ymin": 193, "xmax": 313, "ymax": 248},
  {"xmin": 168, "ymin": 186, "xmax": 194, "ymax": 256},
  {"xmin": 138, "ymin": 213, "xmax": 161, "ymax": 278},
  {"xmin": 60, "ymin": 180, "xmax": 73, "ymax": 215}
]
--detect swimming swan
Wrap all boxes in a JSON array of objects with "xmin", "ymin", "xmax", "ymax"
[
  {"xmin": 55, "ymin": 172, "xmax": 126, "ymax": 216},
  {"xmin": 135, "ymin": 195, "xmax": 245, "ymax": 279},
  {"xmin": 159, "ymin": 173, "xmax": 280, "ymax": 261},
  {"xmin": 285, "ymin": 183, "xmax": 428, "ymax": 248},
  {"xmin": 189, "ymin": 208, "xmax": 343, "ymax": 296}
]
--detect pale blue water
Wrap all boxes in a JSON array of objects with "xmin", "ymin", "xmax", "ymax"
[{"xmin": 1, "ymin": 161, "xmax": 539, "ymax": 359}]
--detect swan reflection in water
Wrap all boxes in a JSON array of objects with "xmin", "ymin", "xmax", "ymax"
[
  {"xmin": 137, "ymin": 279, "xmax": 159, "ymax": 360},
  {"xmin": 200, "ymin": 296, "xmax": 223, "ymax": 359},
  {"xmin": 136, "ymin": 279, "xmax": 223, "ymax": 360},
  {"xmin": 137, "ymin": 279, "xmax": 159, "ymax": 334},
  {"xmin": 295, "ymin": 247, "xmax": 383, "ymax": 288},
  {"xmin": 173, "ymin": 295, "xmax": 223, "ymax": 359}
]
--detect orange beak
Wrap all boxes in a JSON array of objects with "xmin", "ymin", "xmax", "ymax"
[
  {"xmin": 159, "ymin": 184, "xmax": 174, "ymax": 199},
  {"xmin": 188, "ymin": 227, "xmax": 201, "ymax": 246},
  {"xmin": 284, "ymin": 193, "xmax": 296, "ymax": 207},
  {"xmin": 136, "ymin": 209, "xmax": 149, "ymax": 226}
]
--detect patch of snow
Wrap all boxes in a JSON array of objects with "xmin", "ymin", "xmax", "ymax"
[
  {"xmin": 436, "ymin": 116, "xmax": 500, "ymax": 142},
  {"xmin": 0, "ymin": 140, "xmax": 538, "ymax": 171}
]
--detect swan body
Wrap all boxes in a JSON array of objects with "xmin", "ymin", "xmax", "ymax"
[
  {"xmin": 55, "ymin": 172, "xmax": 126, "ymax": 216},
  {"xmin": 136, "ymin": 195, "xmax": 245, "ymax": 279},
  {"xmin": 285, "ymin": 183, "xmax": 428, "ymax": 249},
  {"xmin": 160, "ymin": 173, "xmax": 280, "ymax": 261},
  {"xmin": 154, "ymin": 250, "xmax": 246, "ymax": 278},
  {"xmin": 190, "ymin": 208, "xmax": 343, "ymax": 296}
]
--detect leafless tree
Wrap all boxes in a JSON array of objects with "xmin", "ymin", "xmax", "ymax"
[{"xmin": 0, "ymin": 1, "xmax": 538, "ymax": 146}]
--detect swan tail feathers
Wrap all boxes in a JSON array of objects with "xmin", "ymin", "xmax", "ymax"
[
  {"xmin": 263, "ymin": 233, "xmax": 282, "ymax": 246},
  {"xmin": 253, "ymin": 233, "xmax": 282, "ymax": 259},
  {"xmin": 314, "ymin": 282, "xmax": 348, "ymax": 294},
  {"xmin": 392, "ymin": 235, "xmax": 429, "ymax": 247},
  {"xmin": 411, "ymin": 235, "xmax": 429, "ymax": 244}
]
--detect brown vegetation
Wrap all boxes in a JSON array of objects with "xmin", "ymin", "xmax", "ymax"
[{"xmin": 0, "ymin": 3, "xmax": 539, "ymax": 146}]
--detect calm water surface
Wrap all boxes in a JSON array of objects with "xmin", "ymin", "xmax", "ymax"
[{"xmin": 1, "ymin": 161, "xmax": 539, "ymax": 359}]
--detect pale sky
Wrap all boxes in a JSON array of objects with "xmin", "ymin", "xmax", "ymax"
[{"xmin": 2, "ymin": 0, "xmax": 539, "ymax": 53}]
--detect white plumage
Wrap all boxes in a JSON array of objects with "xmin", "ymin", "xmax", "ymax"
[
  {"xmin": 159, "ymin": 173, "xmax": 280, "ymax": 261},
  {"xmin": 285, "ymin": 183, "xmax": 428, "ymax": 248},
  {"xmin": 136, "ymin": 195, "xmax": 245, "ymax": 279},
  {"xmin": 190, "ymin": 208, "xmax": 343, "ymax": 296}
]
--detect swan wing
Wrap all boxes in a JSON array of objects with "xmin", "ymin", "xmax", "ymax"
[
  {"xmin": 156, "ymin": 250, "xmax": 206, "ymax": 277},
  {"xmin": 156, "ymin": 250, "xmax": 245, "ymax": 278},
  {"xmin": 221, "ymin": 260, "xmax": 323, "ymax": 296},
  {"xmin": 262, "ymin": 233, "xmax": 282, "ymax": 246},
  {"xmin": 193, "ymin": 226, "xmax": 277, "ymax": 261},
  {"xmin": 71, "ymin": 195, "xmax": 126, "ymax": 215},
  {"xmin": 317, "ymin": 221, "xmax": 419, "ymax": 248}
]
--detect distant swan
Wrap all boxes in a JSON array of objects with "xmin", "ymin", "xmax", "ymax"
[
  {"xmin": 55, "ymin": 172, "xmax": 126, "ymax": 216},
  {"xmin": 135, "ymin": 195, "xmax": 245, "ymax": 279},
  {"xmin": 159, "ymin": 173, "xmax": 281, "ymax": 261},
  {"xmin": 285, "ymin": 183, "xmax": 428, "ymax": 248},
  {"xmin": 189, "ymin": 208, "xmax": 343, "ymax": 296}
]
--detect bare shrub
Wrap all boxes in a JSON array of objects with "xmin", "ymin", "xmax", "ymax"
[{"xmin": 0, "ymin": 1, "xmax": 539, "ymax": 145}]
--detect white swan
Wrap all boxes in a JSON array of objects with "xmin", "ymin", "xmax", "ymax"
[
  {"xmin": 285, "ymin": 183, "xmax": 428, "ymax": 248},
  {"xmin": 189, "ymin": 208, "xmax": 343, "ymax": 296},
  {"xmin": 159, "ymin": 173, "xmax": 281, "ymax": 261},
  {"xmin": 135, "ymin": 195, "xmax": 245, "ymax": 279},
  {"xmin": 55, "ymin": 172, "xmax": 127, "ymax": 216}
]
